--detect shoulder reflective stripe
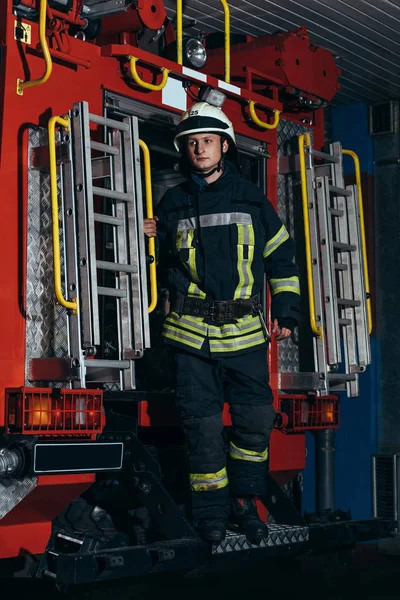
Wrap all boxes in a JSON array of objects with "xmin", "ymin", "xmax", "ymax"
[
  {"xmin": 190, "ymin": 467, "xmax": 228, "ymax": 491},
  {"xmin": 177, "ymin": 213, "xmax": 252, "ymax": 231},
  {"xmin": 229, "ymin": 442, "xmax": 268, "ymax": 462},
  {"xmin": 209, "ymin": 330, "xmax": 266, "ymax": 352},
  {"xmin": 187, "ymin": 282, "xmax": 206, "ymax": 298},
  {"xmin": 234, "ymin": 224, "xmax": 255, "ymax": 300},
  {"xmin": 166, "ymin": 313, "xmax": 208, "ymax": 334},
  {"xmin": 263, "ymin": 225, "xmax": 290, "ymax": 259},
  {"xmin": 270, "ymin": 276, "xmax": 300, "ymax": 296},
  {"xmin": 208, "ymin": 315, "xmax": 261, "ymax": 337}
]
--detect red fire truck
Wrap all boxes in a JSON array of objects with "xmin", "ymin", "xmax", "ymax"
[{"xmin": 0, "ymin": 0, "xmax": 390, "ymax": 585}]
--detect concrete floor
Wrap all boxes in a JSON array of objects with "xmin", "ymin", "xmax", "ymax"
[{"xmin": 2, "ymin": 544, "xmax": 400, "ymax": 599}]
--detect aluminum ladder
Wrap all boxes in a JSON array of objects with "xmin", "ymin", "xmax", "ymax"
[
  {"xmin": 60, "ymin": 101, "xmax": 151, "ymax": 389},
  {"xmin": 298, "ymin": 134, "xmax": 371, "ymax": 397}
]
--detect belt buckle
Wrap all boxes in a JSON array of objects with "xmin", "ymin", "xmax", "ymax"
[{"xmin": 210, "ymin": 300, "xmax": 227, "ymax": 325}]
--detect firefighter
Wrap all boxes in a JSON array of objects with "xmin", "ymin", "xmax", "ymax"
[{"xmin": 144, "ymin": 101, "xmax": 300, "ymax": 544}]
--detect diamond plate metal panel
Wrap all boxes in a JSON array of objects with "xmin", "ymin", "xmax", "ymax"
[
  {"xmin": 0, "ymin": 475, "xmax": 37, "ymax": 520},
  {"xmin": 277, "ymin": 119, "xmax": 314, "ymax": 375},
  {"xmin": 213, "ymin": 523, "xmax": 309, "ymax": 554},
  {"xmin": 26, "ymin": 127, "xmax": 69, "ymax": 387}
]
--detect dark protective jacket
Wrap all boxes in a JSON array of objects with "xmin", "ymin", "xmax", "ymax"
[{"xmin": 155, "ymin": 164, "xmax": 300, "ymax": 357}]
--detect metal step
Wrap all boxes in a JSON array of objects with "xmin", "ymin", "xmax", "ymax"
[
  {"xmin": 90, "ymin": 140, "xmax": 119, "ymax": 156},
  {"xmin": 92, "ymin": 186, "xmax": 133, "ymax": 202},
  {"xmin": 213, "ymin": 524, "xmax": 309, "ymax": 554},
  {"xmin": 333, "ymin": 241, "xmax": 357, "ymax": 252},
  {"xmin": 96, "ymin": 259, "xmax": 138, "ymax": 274},
  {"xmin": 334, "ymin": 262, "xmax": 348, "ymax": 271},
  {"xmin": 93, "ymin": 213, "xmax": 123, "ymax": 226},
  {"xmin": 311, "ymin": 149, "xmax": 340, "ymax": 163},
  {"xmin": 97, "ymin": 286, "xmax": 127, "ymax": 298},
  {"xmin": 329, "ymin": 184, "xmax": 352, "ymax": 197},
  {"xmin": 337, "ymin": 298, "xmax": 361, "ymax": 307}
]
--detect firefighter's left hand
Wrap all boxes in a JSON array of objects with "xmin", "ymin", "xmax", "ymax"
[{"xmin": 272, "ymin": 319, "xmax": 291, "ymax": 341}]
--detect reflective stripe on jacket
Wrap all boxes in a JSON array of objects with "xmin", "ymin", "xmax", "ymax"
[{"xmin": 156, "ymin": 165, "xmax": 300, "ymax": 357}]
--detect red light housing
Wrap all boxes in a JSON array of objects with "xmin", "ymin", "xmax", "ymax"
[{"xmin": 6, "ymin": 388, "xmax": 104, "ymax": 437}]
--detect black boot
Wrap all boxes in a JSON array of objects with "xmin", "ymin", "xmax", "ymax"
[
  {"xmin": 196, "ymin": 518, "xmax": 227, "ymax": 544},
  {"xmin": 231, "ymin": 497, "xmax": 268, "ymax": 544}
]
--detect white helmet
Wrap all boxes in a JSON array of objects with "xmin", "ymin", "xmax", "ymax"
[{"xmin": 174, "ymin": 102, "xmax": 236, "ymax": 151}]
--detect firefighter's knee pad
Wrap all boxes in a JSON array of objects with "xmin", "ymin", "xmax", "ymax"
[
  {"xmin": 230, "ymin": 403, "xmax": 276, "ymax": 450},
  {"xmin": 182, "ymin": 413, "xmax": 225, "ymax": 472}
]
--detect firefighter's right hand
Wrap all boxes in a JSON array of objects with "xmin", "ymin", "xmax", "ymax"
[{"xmin": 144, "ymin": 217, "xmax": 158, "ymax": 238}]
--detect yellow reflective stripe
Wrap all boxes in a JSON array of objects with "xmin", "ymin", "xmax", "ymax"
[
  {"xmin": 208, "ymin": 315, "xmax": 261, "ymax": 337},
  {"xmin": 245, "ymin": 243, "xmax": 255, "ymax": 298},
  {"xmin": 166, "ymin": 313, "xmax": 207, "ymax": 335},
  {"xmin": 190, "ymin": 467, "xmax": 228, "ymax": 492},
  {"xmin": 176, "ymin": 229, "xmax": 183, "ymax": 251},
  {"xmin": 209, "ymin": 329, "xmax": 266, "ymax": 353},
  {"xmin": 234, "ymin": 224, "xmax": 255, "ymax": 300},
  {"xmin": 188, "ymin": 282, "xmax": 206, "ymax": 298},
  {"xmin": 234, "ymin": 239, "xmax": 245, "ymax": 300},
  {"xmin": 162, "ymin": 323, "xmax": 204, "ymax": 349},
  {"xmin": 230, "ymin": 442, "xmax": 268, "ymax": 462},
  {"xmin": 263, "ymin": 225, "xmax": 289, "ymax": 259},
  {"xmin": 270, "ymin": 276, "xmax": 300, "ymax": 296}
]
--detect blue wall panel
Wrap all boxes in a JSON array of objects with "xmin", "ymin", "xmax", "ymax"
[{"xmin": 301, "ymin": 103, "xmax": 378, "ymax": 519}]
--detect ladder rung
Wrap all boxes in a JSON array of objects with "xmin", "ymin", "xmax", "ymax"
[
  {"xmin": 329, "ymin": 185, "xmax": 352, "ymax": 197},
  {"xmin": 337, "ymin": 298, "xmax": 361, "ymax": 307},
  {"xmin": 89, "ymin": 113, "xmax": 129, "ymax": 132},
  {"xmin": 96, "ymin": 260, "xmax": 138, "ymax": 274},
  {"xmin": 84, "ymin": 359, "xmax": 130, "ymax": 369},
  {"xmin": 90, "ymin": 141, "xmax": 119, "ymax": 156},
  {"xmin": 334, "ymin": 262, "xmax": 348, "ymax": 271},
  {"xmin": 339, "ymin": 318, "xmax": 352, "ymax": 325},
  {"xmin": 333, "ymin": 241, "xmax": 357, "ymax": 252},
  {"xmin": 98, "ymin": 286, "xmax": 127, "ymax": 298},
  {"xmin": 327, "ymin": 373, "xmax": 356, "ymax": 381},
  {"xmin": 311, "ymin": 149, "xmax": 340, "ymax": 163},
  {"xmin": 94, "ymin": 213, "xmax": 123, "ymax": 226},
  {"xmin": 329, "ymin": 208, "xmax": 344, "ymax": 217},
  {"xmin": 92, "ymin": 186, "xmax": 133, "ymax": 202}
]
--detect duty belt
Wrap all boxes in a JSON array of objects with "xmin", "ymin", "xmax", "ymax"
[{"xmin": 172, "ymin": 294, "xmax": 261, "ymax": 325}]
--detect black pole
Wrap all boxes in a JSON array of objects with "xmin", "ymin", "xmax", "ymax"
[{"xmin": 315, "ymin": 429, "xmax": 335, "ymax": 512}]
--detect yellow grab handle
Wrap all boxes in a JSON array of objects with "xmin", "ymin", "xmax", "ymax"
[
  {"xmin": 17, "ymin": 0, "xmax": 53, "ymax": 95},
  {"xmin": 249, "ymin": 101, "xmax": 280, "ymax": 130},
  {"xmin": 48, "ymin": 115, "xmax": 78, "ymax": 313},
  {"xmin": 176, "ymin": 0, "xmax": 183, "ymax": 65},
  {"xmin": 129, "ymin": 57, "xmax": 169, "ymax": 92},
  {"xmin": 298, "ymin": 134, "xmax": 322, "ymax": 338},
  {"xmin": 139, "ymin": 140, "xmax": 157, "ymax": 314},
  {"xmin": 342, "ymin": 149, "xmax": 372, "ymax": 335},
  {"xmin": 219, "ymin": 0, "xmax": 231, "ymax": 83}
]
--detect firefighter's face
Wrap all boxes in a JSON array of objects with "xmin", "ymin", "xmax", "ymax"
[{"xmin": 186, "ymin": 133, "xmax": 228, "ymax": 172}]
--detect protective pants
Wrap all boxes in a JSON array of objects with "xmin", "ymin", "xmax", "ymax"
[{"xmin": 175, "ymin": 347, "xmax": 276, "ymax": 523}]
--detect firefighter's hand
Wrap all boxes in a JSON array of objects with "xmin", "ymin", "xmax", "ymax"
[
  {"xmin": 272, "ymin": 319, "xmax": 291, "ymax": 341},
  {"xmin": 144, "ymin": 217, "xmax": 158, "ymax": 238}
]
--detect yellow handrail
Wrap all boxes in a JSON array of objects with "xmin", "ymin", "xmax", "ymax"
[
  {"xmin": 342, "ymin": 149, "xmax": 372, "ymax": 335},
  {"xmin": 16, "ymin": 0, "xmax": 53, "ymax": 95},
  {"xmin": 129, "ymin": 57, "xmax": 169, "ymax": 92},
  {"xmin": 175, "ymin": 0, "xmax": 230, "ymax": 80},
  {"xmin": 249, "ymin": 101, "xmax": 280, "ymax": 130},
  {"xmin": 48, "ymin": 115, "xmax": 78, "ymax": 314},
  {"xmin": 298, "ymin": 134, "xmax": 322, "ymax": 338},
  {"xmin": 176, "ymin": 0, "xmax": 183, "ymax": 65},
  {"xmin": 139, "ymin": 140, "xmax": 158, "ymax": 314},
  {"xmin": 219, "ymin": 0, "xmax": 230, "ymax": 83}
]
